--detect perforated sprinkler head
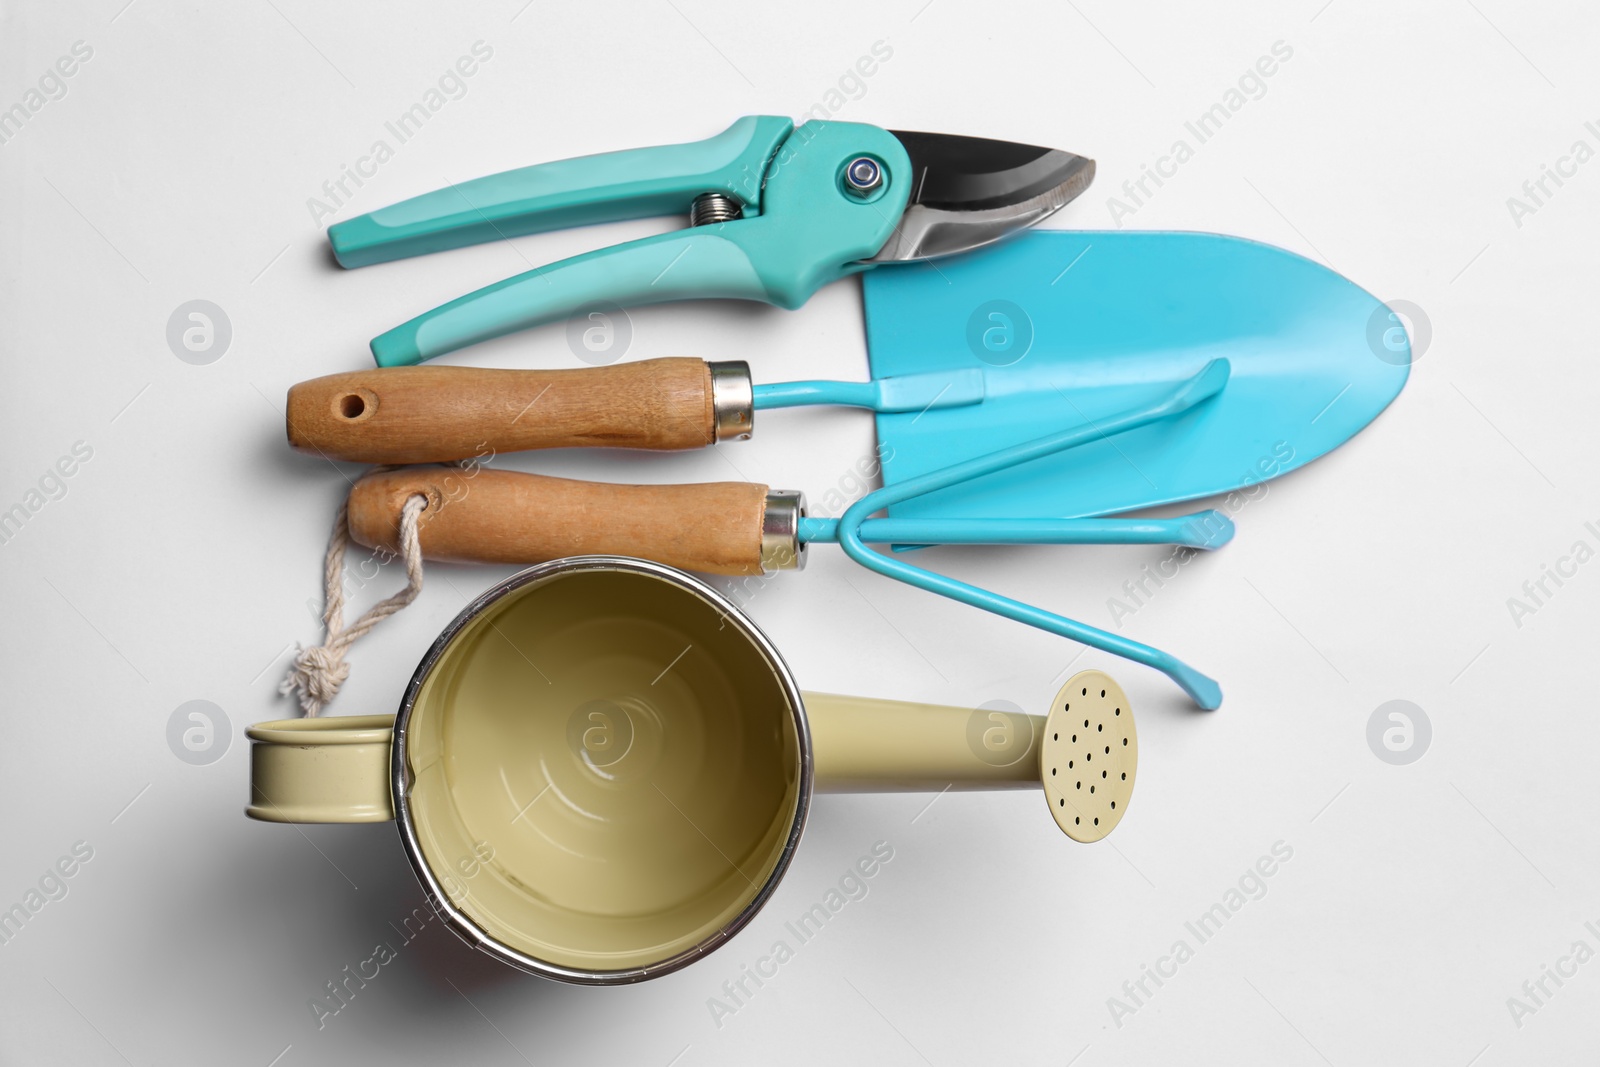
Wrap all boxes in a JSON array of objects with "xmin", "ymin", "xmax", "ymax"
[{"xmin": 1041, "ymin": 670, "xmax": 1137, "ymax": 842}]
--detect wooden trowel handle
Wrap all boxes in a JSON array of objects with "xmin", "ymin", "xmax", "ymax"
[
  {"xmin": 346, "ymin": 467, "xmax": 782, "ymax": 576},
  {"xmin": 287, "ymin": 358, "xmax": 742, "ymax": 463}
]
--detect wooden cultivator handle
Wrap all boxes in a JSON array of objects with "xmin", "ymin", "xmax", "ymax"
[
  {"xmin": 287, "ymin": 358, "xmax": 750, "ymax": 463},
  {"xmin": 346, "ymin": 467, "xmax": 802, "ymax": 576}
]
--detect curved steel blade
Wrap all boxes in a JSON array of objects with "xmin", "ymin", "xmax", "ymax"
[{"xmin": 871, "ymin": 131, "xmax": 1095, "ymax": 261}]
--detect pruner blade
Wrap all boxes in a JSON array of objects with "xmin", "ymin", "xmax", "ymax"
[{"xmin": 871, "ymin": 131, "xmax": 1095, "ymax": 261}]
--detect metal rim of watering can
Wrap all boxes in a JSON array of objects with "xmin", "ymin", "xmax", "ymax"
[{"xmin": 387, "ymin": 554, "xmax": 815, "ymax": 985}]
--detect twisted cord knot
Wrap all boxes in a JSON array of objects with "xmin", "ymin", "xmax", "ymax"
[{"xmin": 280, "ymin": 488, "xmax": 428, "ymax": 716}]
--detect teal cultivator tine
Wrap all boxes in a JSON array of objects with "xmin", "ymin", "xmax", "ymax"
[
  {"xmin": 836, "ymin": 358, "xmax": 1231, "ymax": 709},
  {"xmin": 798, "ymin": 511, "xmax": 1235, "ymax": 551}
]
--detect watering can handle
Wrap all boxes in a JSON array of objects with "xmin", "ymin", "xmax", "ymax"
[
  {"xmin": 346, "ymin": 466, "xmax": 796, "ymax": 576},
  {"xmin": 286, "ymin": 359, "xmax": 743, "ymax": 464},
  {"xmin": 246, "ymin": 716, "xmax": 396, "ymax": 823}
]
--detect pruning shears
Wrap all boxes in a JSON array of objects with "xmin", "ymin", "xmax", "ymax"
[{"xmin": 327, "ymin": 116, "xmax": 1094, "ymax": 366}]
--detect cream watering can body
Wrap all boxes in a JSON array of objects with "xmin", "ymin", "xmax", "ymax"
[{"xmin": 248, "ymin": 557, "xmax": 1137, "ymax": 984}]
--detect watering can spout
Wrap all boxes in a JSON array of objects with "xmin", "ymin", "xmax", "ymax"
[{"xmin": 806, "ymin": 670, "xmax": 1138, "ymax": 842}]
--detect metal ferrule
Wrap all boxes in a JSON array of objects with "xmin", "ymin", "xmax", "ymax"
[
  {"xmin": 708, "ymin": 361, "xmax": 754, "ymax": 441},
  {"xmin": 760, "ymin": 490, "xmax": 807, "ymax": 573}
]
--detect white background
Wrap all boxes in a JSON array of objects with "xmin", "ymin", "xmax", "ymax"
[{"xmin": 2, "ymin": 0, "xmax": 1596, "ymax": 1063}]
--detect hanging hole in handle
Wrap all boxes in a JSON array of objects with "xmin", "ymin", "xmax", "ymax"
[{"xmin": 334, "ymin": 387, "xmax": 377, "ymax": 423}]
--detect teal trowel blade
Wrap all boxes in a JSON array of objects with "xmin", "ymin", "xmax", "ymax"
[{"xmin": 861, "ymin": 231, "xmax": 1410, "ymax": 521}]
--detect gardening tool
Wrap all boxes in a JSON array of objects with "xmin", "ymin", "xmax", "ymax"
[
  {"xmin": 325, "ymin": 116, "xmax": 1094, "ymax": 366},
  {"xmin": 344, "ymin": 359, "xmax": 1234, "ymax": 708},
  {"xmin": 859, "ymin": 229, "xmax": 1412, "ymax": 521},
  {"xmin": 248, "ymin": 556, "xmax": 1138, "ymax": 983},
  {"xmin": 289, "ymin": 230, "xmax": 1407, "ymax": 516}
]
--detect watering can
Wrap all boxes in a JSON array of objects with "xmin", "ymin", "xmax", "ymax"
[{"xmin": 247, "ymin": 556, "xmax": 1137, "ymax": 983}]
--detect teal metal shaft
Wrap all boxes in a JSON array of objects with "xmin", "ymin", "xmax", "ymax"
[
  {"xmin": 752, "ymin": 367, "xmax": 985, "ymax": 414},
  {"xmin": 754, "ymin": 381, "xmax": 881, "ymax": 409},
  {"xmin": 798, "ymin": 512, "xmax": 1235, "ymax": 550}
]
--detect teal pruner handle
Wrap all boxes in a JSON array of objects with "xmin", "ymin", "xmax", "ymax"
[
  {"xmin": 371, "ymin": 231, "xmax": 764, "ymax": 367},
  {"xmin": 329, "ymin": 116, "xmax": 793, "ymax": 268},
  {"xmin": 364, "ymin": 121, "xmax": 914, "ymax": 366}
]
